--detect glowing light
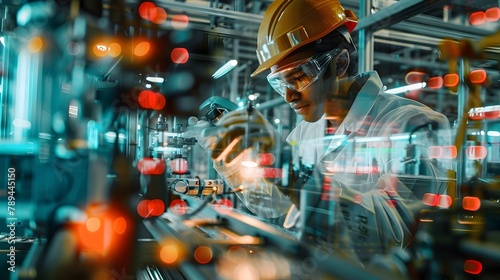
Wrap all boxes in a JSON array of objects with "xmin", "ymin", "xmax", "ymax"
[
  {"xmin": 151, "ymin": 7, "xmax": 167, "ymax": 24},
  {"xmin": 274, "ymin": 118, "xmax": 280, "ymax": 124},
  {"xmin": 108, "ymin": 42, "xmax": 122, "ymax": 57},
  {"xmin": 93, "ymin": 43, "xmax": 108, "ymax": 57},
  {"xmin": 134, "ymin": 41, "xmax": 151, "ymax": 57},
  {"xmin": 12, "ymin": 119, "xmax": 31, "ymax": 129},
  {"xmin": 442, "ymin": 145, "xmax": 457, "ymax": 159},
  {"xmin": 171, "ymin": 48, "xmax": 189, "ymax": 64},
  {"xmin": 27, "ymin": 36, "xmax": 43, "ymax": 53},
  {"xmin": 462, "ymin": 196, "xmax": 480, "ymax": 211},
  {"xmin": 113, "ymin": 217, "xmax": 127, "ymax": 234},
  {"xmin": 437, "ymin": 195, "xmax": 452, "ymax": 208},
  {"xmin": 137, "ymin": 157, "xmax": 166, "ymax": 175},
  {"xmin": 138, "ymin": 90, "xmax": 157, "ymax": 109},
  {"xmin": 423, "ymin": 193, "xmax": 438, "ymax": 206},
  {"xmin": 464, "ymin": 260, "xmax": 482, "ymax": 274},
  {"xmin": 137, "ymin": 200, "xmax": 151, "ymax": 218},
  {"xmin": 194, "ymin": 246, "xmax": 213, "ymax": 264},
  {"xmin": 139, "ymin": 2, "xmax": 156, "ymax": 21},
  {"xmin": 212, "ymin": 59, "xmax": 238, "ymax": 79},
  {"xmin": 146, "ymin": 76, "xmax": 164, "ymax": 83},
  {"xmin": 470, "ymin": 11, "xmax": 486, "ymax": 26},
  {"xmin": 465, "ymin": 145, "xmax": 487, "ymax": 160},
  {"xmin": 485, "ymin": 7, "xmax": 500, "ymax": 22},
  {"xmin": 170, "ymin": 199, "xmax": 188, "ymax": 215},
  {"xmin": 86, "ymin": 217, "xmax": 101, "ymax": 232},
  {"xmin": 385, "ymin": 82, "xmax": 426, "ymax": 94},
  {"xmin": 160, "ymin": 244, "xmax": 179, "ymax": 264},
  {"xmin": 241, "ymin": 160, "xmax": 258, "ymax": 168},
  {"xmin": 172, "ymin": 14, "xmax": 190, "ymax": 29},
  {"xmin": 258, "ymin": 153, "xmax": 276, "ymax": 165},
  {"xmin": 153, "ymin": 94, "xmax": 166, "ymax": 110},
  {"xmin": 147, "ymin": 199, "xmax": 165, "ymax": 216},
  {"xmin": 427, "ymin": 76, "xmax": 443, "ymax": 89},
  {"xmin": 171, "ymin": 157, "xmax": 188, "ymax": 174},
  {"xmin": 469, "ymin": 69, "xmax": 487, "ymax": 84},
  {"xmin": 443, "ymin": 74, "xmax": 459, "ymax": 87}
]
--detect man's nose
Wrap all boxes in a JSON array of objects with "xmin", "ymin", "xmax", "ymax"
[{"xmin": 284, "ymin": 88, "xmax": 299, "ymax": 103}]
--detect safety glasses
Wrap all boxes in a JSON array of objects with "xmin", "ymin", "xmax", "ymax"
[{"xmin": 267, "ymin": 48, "xmax": 341, "ymax": 97}]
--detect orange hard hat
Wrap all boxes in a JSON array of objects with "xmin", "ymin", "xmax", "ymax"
[{"xmin": 252, "ymin": 0, "xmax": 358, "ymax": 77}]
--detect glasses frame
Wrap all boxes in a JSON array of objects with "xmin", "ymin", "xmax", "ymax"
[{"xmin": 267, "ymin": 48, "xmax": 342, "ymax": 97}]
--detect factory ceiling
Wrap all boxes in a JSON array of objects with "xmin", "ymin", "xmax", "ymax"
[{"xmin": 2, "ymin": 0, "xmax": 500, "ymax": 122}]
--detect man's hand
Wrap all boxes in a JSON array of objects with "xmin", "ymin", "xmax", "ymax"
[{"xmin": 208, "ymin": 108, "xmax": 276, "ymax": 164}]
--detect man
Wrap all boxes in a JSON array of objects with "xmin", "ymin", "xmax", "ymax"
[{"xmin": 206, "ymin": 0, "xmax": 451, "ymax": 263}]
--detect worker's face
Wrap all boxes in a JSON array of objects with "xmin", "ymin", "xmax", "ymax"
[{"xmin": 271, "ymin": 51, "xmax": 340, "ymax": 123}]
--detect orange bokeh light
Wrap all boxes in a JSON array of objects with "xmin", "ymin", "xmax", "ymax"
[
  {"xmin": 86, "ymin": 217, "xmax": 101, "ymax": 232},
  {"xmin": 427, "ymin": 76, "xmax": 443, "ymax": 89},
  {"xmin": 443, "ymin": 73, "xmax": 459, "ymax": 87},
  {"xmin": 171, "ymin": 48, "xmax": 189, "ymax": 64},
  {"xmin": 470, "ymin": 11, "xmax": 486, "ymax": 26},
  {"xmin": 462, "ymin": 196, "xmax": 481, "ymax": 211},
  {"xmin": 194, "ymin": 246, "xmax": 213, "ymax": 264},
  {"xmin": 27, "ymin": 36, "xmax": 44, "ymax": 53},
  {"xmin": 160, "ymin": 244, "xmax": 180, "ymax": 264},
  {"xmin": 134, "ymin": 41, "xmax": 151, "ymax": 57},
  {"xmin": 93, "ymin": 43, "xmax": 108, "ymax": 57},
  {"xmin": 469, "ymin": 69, "xmax": 487, "ymax": 84},
  {"xmin": 423, "ymin": 193, "xmax": 438, "ymax": 206},
  {"xmin": 437, "ymin": 195, "xmax": 452, "ymax": 208},
  {"xmin": 486, "ymin": 7, "xmax": 500, "ymax": 22},
  {"xmin": 108, "ymin": 42, "xmax": 122, "ymax": 57},
  {"xmin": 113, "ymin": 217, "xmax": 127, "ymax": 234}
]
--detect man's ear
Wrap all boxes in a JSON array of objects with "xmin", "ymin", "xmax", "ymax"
[{"xmin": 335, "ymin": 49, "xmax": 350, "ymax": 78}]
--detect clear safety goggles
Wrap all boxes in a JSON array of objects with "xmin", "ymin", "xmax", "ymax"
[{"xmin": 267, "ymin": 49, "xmax": 341, "ymax": 97}]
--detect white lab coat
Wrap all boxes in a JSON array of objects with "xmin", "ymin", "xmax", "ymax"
[
  {"xmin": 287, "ymin": 71, "xmax": 452, "ymax": 261},
  {"xmin": 213, "ymin": 71, "xmax": 452, "ymax": 262}
]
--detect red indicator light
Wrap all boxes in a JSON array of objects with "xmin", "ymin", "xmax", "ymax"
[
  {"xmin": 151, "ymin": 7, "xmax": 167, "ymax": 24},
  {"xmin": 137, "ymin": 157, "xmax": 166, "ymax": 175},
  {"xmin": 170, "ymin": 199, "xmax": 188, "ymax": 215},
  {"xmin": 442, "ymin": 145, "xmax": 457, "ymax": 159},
  {"xmin": 437, "ymin": 195, "xmax": 452, "ymax": 208},
  {"xmin": 170, "ymin": 157, "xmax": 188, "ymax": 174},
  {"xmin": 258, "ymin": 153, "xmax": 276, "ymax": 165},
  {"xmin": 148, "ymin": 199, "xmax": 166, "ymax": 216},
  {"xmin": 464, "ymin": 260, "xmax": 482, "ymax": 274},
  {"xmin": 469, "ymin": 69, "xmax": 487, "ymax": 84},
  {"xmin": 462, "ymin": 196, "xmax": 481, "ymax": 211},
  {"xmin": 465, "ymin": 145, "xmax": 487, "ymax": 160},
  {"xmin": 171, "ymin": 48, "xmax": 189, "ymax": 64},
  {"xmin": 139, "ymin": 2, "xmax": 156, "ymax": 21},
  {"xmin": 427, "ymin": 76, "xmax": 443, "ymax": 89},
  {"xmin": 137, "ymin": 199, "xmax": 151, "ymax": 218},
  {"xmin": 444, "ymin": 73, "xmax": 459, "ymax": 87},
  {"xmin": 470, "ymin": 11, "xmax": 486, "ymax": 26},
  {"xmin": 485, "ymin": 7, "xmax": 500, "ymax": 22},
  {"xmin": 172, "ymin": 14, "xmax": 190, "ymax": 29},
  {"xmin": 485, "ymin": 109, "xmax": 500, "ymax": 119},
  {"xmin": 423, "ymin": 193, "xmax": 438, "ymax": 206}
]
